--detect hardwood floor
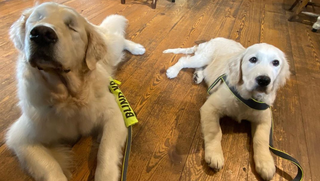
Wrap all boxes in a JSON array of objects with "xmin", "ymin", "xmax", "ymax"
[{"xmin": 0, "ymin": 0, "xmax": 319, "ymax": 180}]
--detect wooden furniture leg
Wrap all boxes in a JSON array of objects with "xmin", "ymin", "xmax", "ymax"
[
  {"xmin": 123, "ymin": 0, "xmax": 174, "ymax": 9},
  {"xmin": 289, "ymin": 0, "xmax": 300, "ymax": 11},
  {"xmin": 288, "ymin": 0, "xmax": 309, "ymax": 21},
  {"xmin": 152, "ymin": 0, "xmax": 157, "ymax": 9}
]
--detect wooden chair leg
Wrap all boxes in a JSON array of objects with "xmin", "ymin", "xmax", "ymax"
[
  {"xmin": 121, "ymin": 0, "xmax": 125, "ymax": 4},
  {"xmin": 152, "ymin": 0, "xmax": 157, "ymax": 9},
  {"xmin": 289, "ymin": 0, "xmax": 300, "ymax": 11},
  {"xmin": 288, "ymin": 0, "xmax": 309, "ymax": 21}
]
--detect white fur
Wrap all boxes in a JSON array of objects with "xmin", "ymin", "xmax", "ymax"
[
  {"xmin": 6, "ymin": 2, "xmax": 145, "ymax": 181},
  {"xmin": 163, "ymin": 37, "xmax": 290, "ymax": 180}
]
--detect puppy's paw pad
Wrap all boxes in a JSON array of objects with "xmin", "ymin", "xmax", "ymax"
[
  {"xmin": 132, "ymin": 44, "xmax": 145, "ymax": 55},
  {"xmin": 166, "ymin": 67, "xmax": 179, "ymax": 79},
  {"xmin": 205, "ymin": 152, "xmax": 224, "ymax": 171},
  {"xmin": 193, "ymin": 72, "xmax": 204, "ymax": 84},
  {"xmin": 255, "ymin": 157, "xmax": 275, "ymax": 180}
]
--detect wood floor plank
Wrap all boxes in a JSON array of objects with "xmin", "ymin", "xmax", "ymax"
[{"xmin": 287, "ymin": 6, "xmax": 320, "ymax": 180}]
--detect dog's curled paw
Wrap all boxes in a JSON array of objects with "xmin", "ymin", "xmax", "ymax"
[
  {"xmin": 166, "ymin": 66, "xmax": 179, "ymax": 79},
  {"xmin": 132, "ymin": 44, "xmax": 145, "ymax": 55},
  {"xmin": 193, "ymin": 72, "xmax": 204, "ymax": 84},
  {"xmin": 255, "ymin": 155, "xmax": 275, "ymax": 180},
  {"xmin": 205, "ymin": 151, "xmax": 224, "ymax": 171}
]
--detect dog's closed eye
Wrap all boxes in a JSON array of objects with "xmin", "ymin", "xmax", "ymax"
[{"xmin": 64, "ymin": 19, "xmax": 77, "ymax": 32}]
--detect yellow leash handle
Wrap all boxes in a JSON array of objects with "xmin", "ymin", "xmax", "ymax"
[
  {"xmin": 109, "ymin": 77, "xmax": 138, "ymax": 181},
  {"xmin": 109, "ymin": 78, "xmax": 138, "ymax": 127}
]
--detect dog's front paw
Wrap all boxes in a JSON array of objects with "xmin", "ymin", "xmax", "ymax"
[
  {"xmin": 95, "ymin": 168, "xmax": 119, "ymax": 181},
  {"xmin": 47, "ymin": 173, "xmax": 68, "ymax": 181},
  {"xmin": 254, "ymin": 154, "xmax": 275, "ymax": 180},
  {"xmin": 205, "ymin": 150, "xmax": 224, "ymax": 171},
  {"xmin": 131, "ymin": 44, "xmax": 145, "ymax": 55},
  {"xmin": 166, "ymin": 66, "xmax": 179, "ymax": 79},
  {"xmin": 163, "ymin": 49, "xmax": 173, "ymax": 54},
  {"xmin": 193, "ymin": 71, "xmax": 204, "ymax": 84}
]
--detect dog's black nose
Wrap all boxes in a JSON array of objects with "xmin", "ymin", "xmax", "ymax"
[
  {"xmin": 256, "ymin": 75, "xmax": 271, "ymax": 87},
  {"xmin": 30, "ymin": 26, "xmax": 58, "ymax": 45}
]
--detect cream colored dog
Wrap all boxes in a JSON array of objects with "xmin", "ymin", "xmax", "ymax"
[
  {"xmin": 6, "ymin": 2, "xmax": 145, "ymax": 181},
  {"xmin": 163, "ymin": 37, "xmax": 290, "ymax": 180}
]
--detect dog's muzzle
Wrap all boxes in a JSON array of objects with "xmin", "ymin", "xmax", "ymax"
[
  {"xmin": 30, "ymin": 25, "xmax": 58, "ymax": 45},
  {"xmin": 28, "ymin": 26, "xmax": 69, "ymax": 73},
  {"xmin": 255, "ymin": 75, "xmax": 271, "ymax": 92}
]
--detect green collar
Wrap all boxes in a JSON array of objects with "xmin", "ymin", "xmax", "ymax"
[{"xmin": 207, "ymin": 74, "xmax": 270, "ymax": 111}]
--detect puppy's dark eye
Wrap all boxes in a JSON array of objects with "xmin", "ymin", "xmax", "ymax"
[
  {"xmin": 249, "ymin": 57, "xmax": 258, "ymax": 63},
  {"xmin": 272, "ymin": 60, "xmax": 279, "ymax": 66}
]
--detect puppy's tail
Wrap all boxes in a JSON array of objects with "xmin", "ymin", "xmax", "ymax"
[
  {"xmin": 163, "ymin": 45, "xmax": 197, "ymax": 54},
  {"xmin": 100, "ymin": 15, "xmax": 128, "ymax": 36}
]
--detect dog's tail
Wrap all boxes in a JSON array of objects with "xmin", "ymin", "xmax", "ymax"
[
  {"xmin": 163, "ymin": 45, "xmax": 197, "ymax": 54},
  {"xmin": 100, "ymin": 15, "xmax": 128, "ymax": 36}
]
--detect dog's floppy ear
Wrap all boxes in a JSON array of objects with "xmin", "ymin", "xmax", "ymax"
[
  {"xmin": 85, "ymin": 24, "xmax": 107, "ymax": 70},
  {"xmin": 10, "ymin": 8, "xmax": 34, "ymax": 51},
  {"xmin": 273, "ymin": 53, "xmax": 290, "ymax": 89},
  {"xmin": 227, "ymin": 51, "xmax": 245, "ymax": 86}
]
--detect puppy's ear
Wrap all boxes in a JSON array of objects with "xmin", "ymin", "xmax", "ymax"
[
  {"xmin": 85, "ymin": 25, "xmax": 107, "ymax": 70},
  {"xmin": 227, "ymin": 51, "xmax": 245, "ymax": 86},
  {"xmin": 273, "ymin": 53, "xmax": 290, "ymax": 89},
  {"xmin": 10, "ymin": 8, "xmax": 34, "ymax": 51}
]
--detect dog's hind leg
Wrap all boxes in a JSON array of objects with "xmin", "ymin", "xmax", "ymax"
[
  {"xmin": 6, "ymin": 117, "xmax": 68, "ymax": 181},
  {"xmin": 163, "ymin": 45, "xmax": 197, "ymax": 54},
  {"xmin": 200, "ymin": 95, "xmax": 224, "ymax": 171},
  {"xmin": 193, "ymin": 68, "xmax": 204, "ymax": 84},
  {"xmin": 166, "ymin": 54, "xmax": 211, "ymax": 79},
  {"xmin": 124, "ymin": 40, "xmax": 146, "ymax": 55},
  {"xmin": 100, "ymin": 15, "xmax": 128, "ymax": 36}
]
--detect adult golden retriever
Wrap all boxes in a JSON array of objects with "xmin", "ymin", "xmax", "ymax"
[
  {"xmin": 163, "ymin": 37, "xmax": 290, "ymax": 180},
  {"xmin": 6, "ymin": 2, "xmax": 145, "ymax": 181}
]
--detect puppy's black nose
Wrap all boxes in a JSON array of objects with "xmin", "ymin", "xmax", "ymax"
[
  {"xmin": 30, "ymin": 26, "xmax": 58, "ymax": 45},
  {"xmin": 256, "ymin": 75, "xmax": 271, "ymax": 87}
]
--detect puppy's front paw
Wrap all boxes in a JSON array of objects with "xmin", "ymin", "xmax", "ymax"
[
  {"xmin": 131, "ymin": 44, "xmax": 145, "ymax": 55},
  {"xmin": 254, "ymin": 154, "xmax": 275, "ymax": 180},
  {"xmin": 193, "ymin": 71, "xmax": 204, "ymax": 84},
  {"xmin": 166, "ymin": 66, "xmax": 179, "ymax": 79},
  {"xmin": 205, "ymin": 150, "xmax": 224, "ymax": 171},
  {"xmin": 163, "ymin": 49, "xmax": 173, "ymax": 54}
]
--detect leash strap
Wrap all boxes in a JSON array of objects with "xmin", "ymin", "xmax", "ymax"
[
  {"xmin": 109, "ymin": 78, "xmax": 138, "ymax": 181},
  {"xmin": 207, "ymin": 74, "xmax": 269, "ymax": 110},
  {"xmin": 269, "ymin": 113, "xmax": 303, "ymax": 181},
  {"xmin": 207, "ymin": 74, "xmax": 303, "ymax": 181}
]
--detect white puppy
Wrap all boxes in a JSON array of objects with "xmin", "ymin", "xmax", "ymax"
[
  {"xmin": 6, "ymin": 2, "xmax": 145, "ymax": 181},
  {"xmin": 163, "ymin": 37, "xmax": 290, "ymax": 180}
]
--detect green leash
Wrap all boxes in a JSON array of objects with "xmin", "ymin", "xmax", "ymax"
[
  {"xmin": 207, "ymin": 74, "xmax": 303, "ymax": 181},
  {"xmin": 109, "ymin": 78, "xmax": 138, "ymax": 181}
]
